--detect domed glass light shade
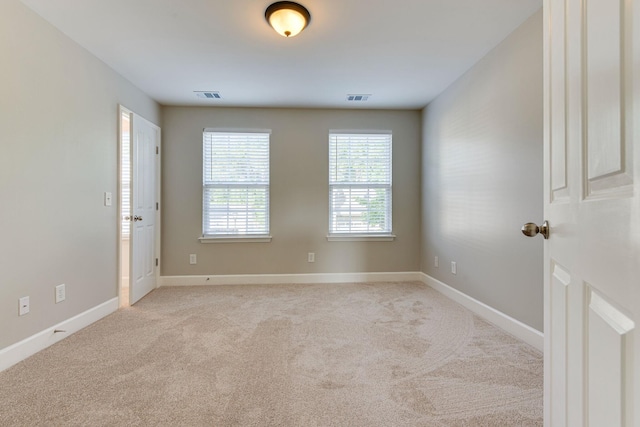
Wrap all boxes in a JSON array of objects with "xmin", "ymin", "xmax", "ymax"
[{"xmin": 265, "ymin": 2, "xmax": 311, "ymax": 38}]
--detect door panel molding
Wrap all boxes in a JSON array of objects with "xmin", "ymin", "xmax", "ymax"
[
  {"xmin": 549, "ymin": 261, "xmax": 570, "ymax": 426},
  {"xmin": 550, "ymin": 0, "xmax": 570, "ymax": 203},
  {"xmin": 587, "ymin": 288, "xmax": 635, "ymax": 426},
  {"xmin": 583, "ymin": 0, "xmax": 634, "ymax": 199}
]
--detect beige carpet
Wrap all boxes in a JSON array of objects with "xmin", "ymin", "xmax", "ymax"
[{"xmin": 0, "ymin": 282, "xmax": 543, "ymax": 426}]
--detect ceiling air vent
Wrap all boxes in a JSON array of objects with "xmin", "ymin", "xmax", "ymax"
[
  {"xmin": 195, "ymin": 91, "xmax": 222, "ymax": 99},
  {"xmin": 346, "ymin": 94, "xmax": 371, "ymax": 102}
]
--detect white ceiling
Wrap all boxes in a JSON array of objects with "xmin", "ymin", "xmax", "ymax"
[{"xmin": 21, "ymin": 0, "xmax": 542, "ymax": 109}]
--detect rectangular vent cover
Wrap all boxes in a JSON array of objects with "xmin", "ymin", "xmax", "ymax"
[
  {"xmin": 195, "ymin": 91, "xmax": 222, "ymax": 99},
  {"xmin": 346, "ymin": 94, "xmax": 371, "ymax": 102}
]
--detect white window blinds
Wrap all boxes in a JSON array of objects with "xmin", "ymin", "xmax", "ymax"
[
  {"xmin": 121, "ymin": 111, "xmax": 131, "ymax": 238},
  {"xmin": 329, "ymin": 132, "xmax": 392, "ymax": 234},
  {"xmin": 203, "ymin": 131, "xmax": 270, "ymax": 237}
]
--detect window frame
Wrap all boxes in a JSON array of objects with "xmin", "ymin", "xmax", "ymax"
[
  {"xmin": 327, "ymin": 130, "xmax": 395, "ymax": 241},
  {"xmin": 199, "ymin": 129, "xmax": 272, "ymax": 243}
]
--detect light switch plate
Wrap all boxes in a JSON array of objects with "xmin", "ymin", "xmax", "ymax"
[{"xmin": 104, "ymin": 192, "xmax": 112, "ymax": 206}]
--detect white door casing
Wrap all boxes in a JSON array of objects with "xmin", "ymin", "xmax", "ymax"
[
  {"xmin": 543, "ymin": 0, "xmax": 639, "ymax": 426},
  {"xmin": 130, "ymin": 113, "xmax": 160, "ymax": 304}
]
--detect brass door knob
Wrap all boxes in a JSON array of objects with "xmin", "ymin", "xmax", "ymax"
[
  {"xmin": 522, "ymin": 221, "xmax": 549, "ymax": 239},
  {"xmin": 133, "ymin": 215, "xmax": 143, "ymax": 222}
]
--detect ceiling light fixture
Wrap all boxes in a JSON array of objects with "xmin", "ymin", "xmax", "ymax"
[{"xmin": 265, "ymin": 1, "xmax": 311, "ymax": 38}]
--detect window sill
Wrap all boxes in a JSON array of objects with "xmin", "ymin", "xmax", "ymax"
[
  {"xmin": 327, "ymin": 234, "xmax": 396, "ymax": 242},
  {"xmin": 199, "ymin": 235, "xmax": 272, "ymax": 243}
]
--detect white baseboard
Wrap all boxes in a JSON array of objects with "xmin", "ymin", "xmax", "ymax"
[
  {"xmin": 0, "ymin": 298, "xmax": 119, "ymax": 373},
  {"xmin": 0, "ymin": 275, "xmax": 542, "ymax": 371},
  {"xmin": 160, "ymin": 272, "xmax": 422, "ymax": 287},
  {"xmin": 418, "ymin": 273, "xmax": 543, "ymax": 351}
]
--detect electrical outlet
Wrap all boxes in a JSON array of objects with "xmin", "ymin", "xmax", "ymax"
[
  {"xmin": 308, "ymin": 252, "xmax": 315, "ymax": 263},
  {"xmin": 434, "ymin": 256, "xmax": 439, "ymax": 268},
  {"xmin": 19, "ymin": 296, "xmax": 30, "ymax": 316},
  {"xmin": 189, "ymin": 254, "xmax": 197, "ymax": 265},
  {"xmin": 451, "ymin": 261, "xmax": 457, "ymax": 275},
  {"xmin": 55, "ymin": 284, "xmax": 66, "ymax": 303}
]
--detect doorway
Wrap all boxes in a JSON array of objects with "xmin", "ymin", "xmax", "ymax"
[{"xmin": 119, "ymin": 106, "xmax": 160, "ymax": 307}]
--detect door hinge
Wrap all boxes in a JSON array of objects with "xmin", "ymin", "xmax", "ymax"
[
  {"xmin": 156, "ymin": 202, "xmax": 159, "ymax": 210},
  {"xmin": 156, "ymin": 146, "xmax": 159, "ymax": 155},
  {"xmin": 156, "ymin": 258, "xmax": 159, "ymax": 267}
]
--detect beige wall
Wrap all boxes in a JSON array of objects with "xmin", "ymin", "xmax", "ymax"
[
  {"xmin": 161, "ymin": 107, "xmax": 421, "ymax": 276},
  {"xmin": 421, "ymin": 10, "xmax": 543, "ymax": 331},
  {"xmin": 0, "ymin": 0, "xmax": 541, "ymax": 352},
  {"xmin": 0, "ymin": 0, "xmax": 160, "ymax": 349}
]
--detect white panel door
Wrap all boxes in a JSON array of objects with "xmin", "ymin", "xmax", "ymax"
[
  {"xmin": 130, "ymin": 114, "xmax": 159, "ymax": 304},
  {"xmin": 543, "ymin": 0, "xmax": 639, "ymax": 425}
]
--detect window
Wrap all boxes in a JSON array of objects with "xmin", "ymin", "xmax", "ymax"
[
  {"xmin": 328, "ymin": 132, "xmax": 393, "ymax": 238},
  {"xmin": 120, "ymin": 110, "xmax": 131, "ymax": 238},
  {"xmin": 202, "ymin": 130, "xmax": 270, "ymax": 240}
]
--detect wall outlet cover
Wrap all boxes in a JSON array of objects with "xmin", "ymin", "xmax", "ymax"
[
  {"xmin": 55, "ymin": 284, "xmax": 66, "ymax": 303},
  {"xmin": 19, "ymin": 296, "xmax": 30, "ymax": 316}
]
